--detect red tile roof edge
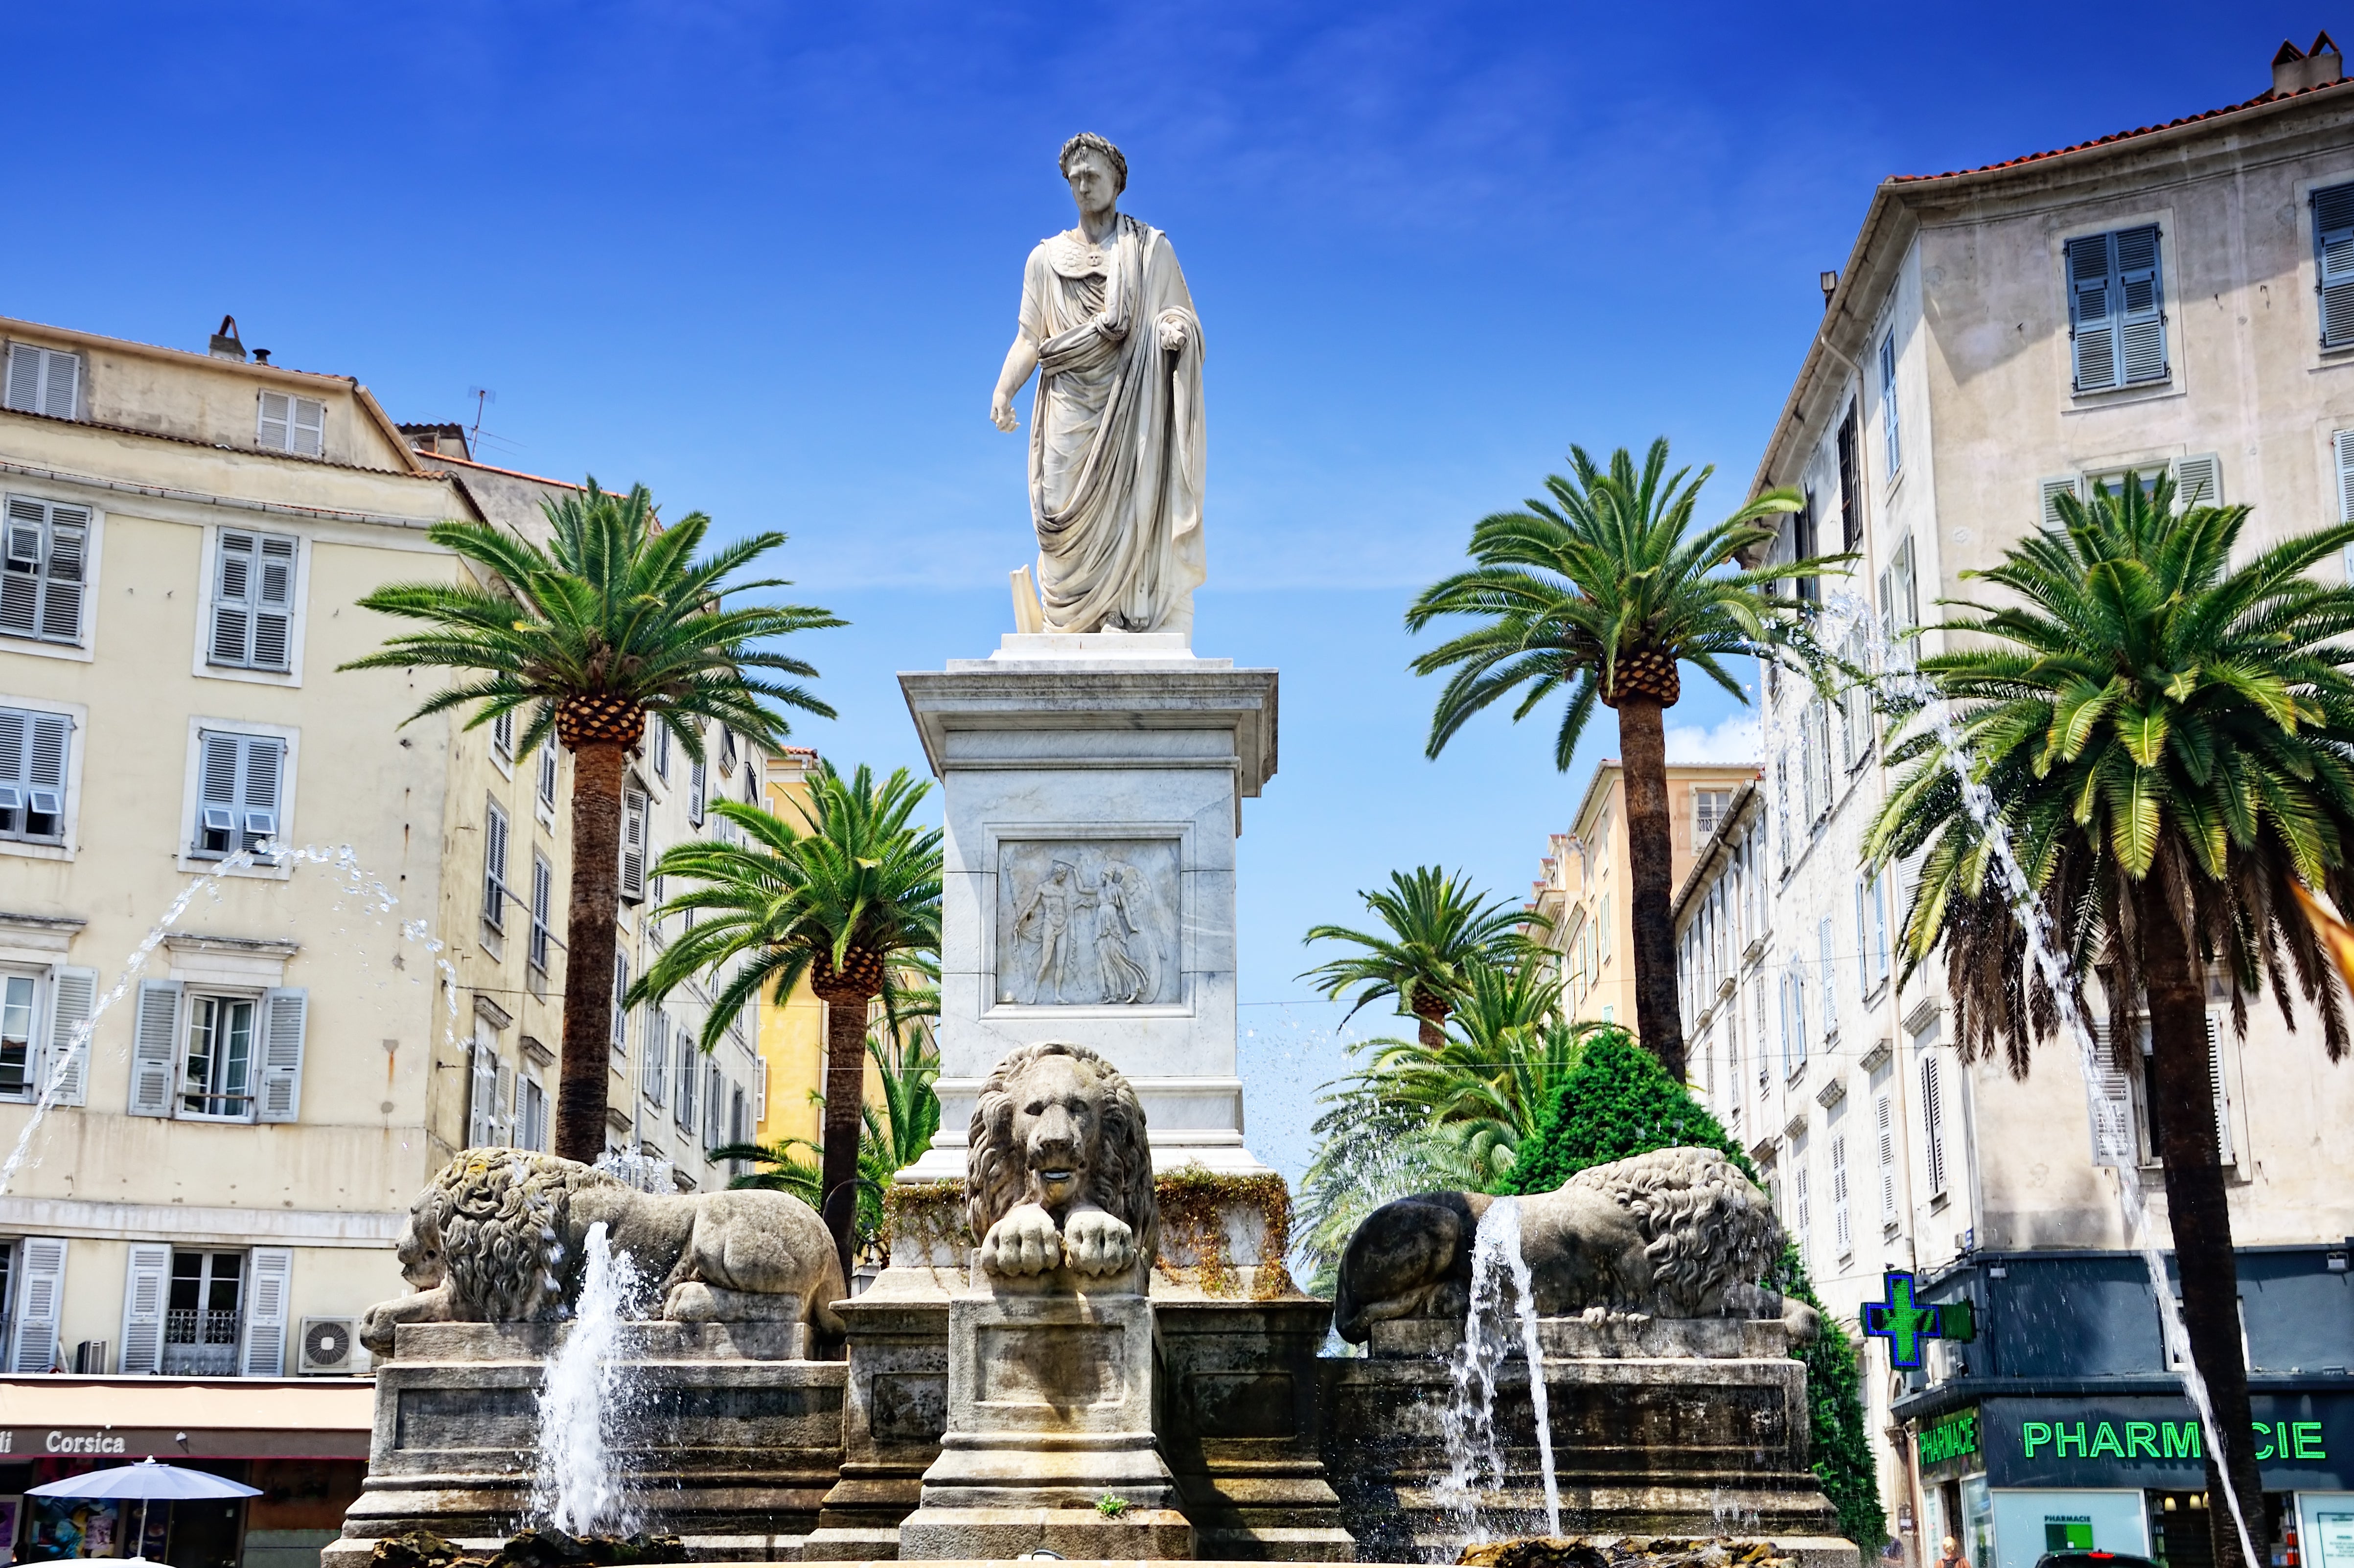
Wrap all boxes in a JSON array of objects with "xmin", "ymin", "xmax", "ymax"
[
  {"xmin": 0, "ymin": 403, "xmax": 449, "ymax": 482},
  {"xmin": 428, "ymin": 450, "xmax": 581, "ymax": 489},
  {"xmin": 1892, "ymin": 75, "xmax": 2354, "ymax": 185}
]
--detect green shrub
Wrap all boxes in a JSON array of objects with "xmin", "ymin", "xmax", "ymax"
[{"xmin": 1505, "ymin": 1028, "xmax": 1887, "ymax": 1550}]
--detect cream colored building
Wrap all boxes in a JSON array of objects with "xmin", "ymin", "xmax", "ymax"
[
  {"xmin": 1527, "ymin": 758, "xmax": 1759, "ymax": 1028},
  {"xmin": 1736, "ymin": 42, "xmax": 2354, "ymax": 1562}
]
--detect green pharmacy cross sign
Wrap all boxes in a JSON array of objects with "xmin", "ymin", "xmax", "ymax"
[{"xmin": 1863, "ymin": 1270, "xmax": 1965, "ymax": 1370}]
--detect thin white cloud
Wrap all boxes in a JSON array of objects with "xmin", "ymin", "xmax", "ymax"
[{"xmin": 1663, "ymin": 714, "xmax": 1759, "ymax": 764}]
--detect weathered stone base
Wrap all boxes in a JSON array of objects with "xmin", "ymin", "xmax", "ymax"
[
  {"xmin": 897, "ymin": 1506, "xmax": 1196, "ymax": 1560},
  {"xmin": 1159, "ymin": 1301, "xmax": 1352, "ymax": 1562}
]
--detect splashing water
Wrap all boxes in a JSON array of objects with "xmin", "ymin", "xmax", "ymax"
[
  {"xmin": 532, "ymin": 1221, "xmax": 643, "ymax": 1535},
  {"xmin": 1437, "ymin": 1197, "xmax": 1562, "ymax": 1544},
  {"xmin": 596, "ymin": 1149, "xmax": 676, "ymax": 1194},
  {"xmin": 1790, "ymin": 591, "xmax": 2261, "ymax": 1568}
]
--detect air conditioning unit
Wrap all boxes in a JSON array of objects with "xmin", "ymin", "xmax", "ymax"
[{"xmin": 297, "ymin": 1317, "xmax": 358, "ymax": 1375}]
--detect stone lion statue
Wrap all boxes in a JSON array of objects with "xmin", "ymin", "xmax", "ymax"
[
  {"xmin": 359, "ymin": 1149, "xmax": 845, "ymax": 1355},
  {"xmin": 967, "ymin": 1040, "xmax": 1159, "ymax": 1281},
  {"xmin": 1333, "ymin": 1146, "xmax": 1815, "ymax": 1343}
]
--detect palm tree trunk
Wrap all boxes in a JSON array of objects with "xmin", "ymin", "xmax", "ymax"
[
  {"xmin": 812, "ymin": 978, "xmax": 875, "ymax": 1293},
  {"xmin": 555, "ymin": 741, "xmax": 625, "ymax": 1164},
  {"xmin": 2143, "ymin": 910, "xmax": 2265, "ymax": 1568},
  {"xmin": 1413, "ymin": 997, "xmax": 1450, "ymax": 1050},
  {"xmin": 1614, "ymin": 694, "xmax": 1685, "ymax": 1080}
]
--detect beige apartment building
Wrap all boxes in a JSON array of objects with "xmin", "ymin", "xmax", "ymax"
[
  {"xmin": 1526, "ymin": 758, "xmax": 1758, "ymax": 1027},
  {"xmin": 1735, "ymin": 41, "xmax": 2354, "ymax": 1568}
]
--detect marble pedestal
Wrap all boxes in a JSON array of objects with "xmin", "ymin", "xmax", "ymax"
[
  {"xmin": 897, "ymin": 1270, "xmax": 1193, "ymax": 1560},
  {"xmin": 899, "ymin": 633, "xmax": 1278, "ymax": 1183}
]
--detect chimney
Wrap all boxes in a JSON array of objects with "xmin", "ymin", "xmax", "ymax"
[
  {"xmin": 208, "ymin": 314, "xmax": 247, "ymax": 362},
  {"xmin": 2273, "ymin": 31, "xmax": 2345, "ymax": 96}
]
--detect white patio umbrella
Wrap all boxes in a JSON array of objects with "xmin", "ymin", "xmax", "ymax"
[{"xmin": 26, "ymin": 1458, "xmax": 261, "ymax": 1500}]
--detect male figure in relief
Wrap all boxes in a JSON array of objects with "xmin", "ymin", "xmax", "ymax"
[{"xmin": 990, "ymin": 133, "xmax": 1206, "ymax": 637}]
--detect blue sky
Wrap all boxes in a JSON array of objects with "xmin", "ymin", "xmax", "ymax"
[{"xmin": 8, "ymin": 2, "xmax": 2329, "ymax": 1177}]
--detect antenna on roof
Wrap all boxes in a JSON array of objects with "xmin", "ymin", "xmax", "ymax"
[{"xmin": 466, "ymin": 387, "xmax": 495, "ymax": 458}]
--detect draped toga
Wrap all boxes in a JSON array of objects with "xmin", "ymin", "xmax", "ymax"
[{"xmin": 1017, "ymin": 212, "xmax": 1206, "ymax": 635}]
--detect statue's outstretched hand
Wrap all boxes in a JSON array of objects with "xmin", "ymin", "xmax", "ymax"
[
  {"xmin": 1155, "ymin": 312, "xmax": 1189, "ymax": 354},
  {"xmin": 1062, "ymin": 1207, "xmax": 1136, "ymax": 1275},
  {"xmin": 980, "ymin": 1203, "xmax": 1061, "ymax": 1275}
]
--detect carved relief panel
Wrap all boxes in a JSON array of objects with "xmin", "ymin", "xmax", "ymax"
[{"xmin": 994, "ymin": 838, "xmax": 1181, "ymax": 1006}]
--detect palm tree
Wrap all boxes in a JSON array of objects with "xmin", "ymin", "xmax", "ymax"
[
  {"xmin": 1301, "ymin": 866, "xmax": 1541, "ymax": 1047},
  {"xmin": 344, "ymin": 481, "xmax": 838, "ymax": 1161},
  {"xmin": 713, "ymin": 1023, "xmax": 942, "ymax": 1259},
  {"xmin": 634, "ymin": 764, "xmax": 943, "ymax": 1283},
  {"xmin": 1406, "ymin": 438, "xmax": 1839, "ymax": 1080},
  {"xmin": 1867, "ymin": 475, "xmax": 2354, "ymax": 1568}
]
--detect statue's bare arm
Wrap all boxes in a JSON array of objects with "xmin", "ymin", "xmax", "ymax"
[{"xmin": 991, "ymin": 333, "xmax": 1039, "ymax": 431}]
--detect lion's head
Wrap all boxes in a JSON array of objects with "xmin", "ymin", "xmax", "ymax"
[
  {"xmin": 403, "ymin": 1148, "xmax": 623, "ymax": 1321},
  {"xmin": 1565, "ymin": 1146, "xmax": 1783, "ymax": 1314},
  {"xmin": 967, "ymin": 1041, "xmax": 1158, "ymax": 1266}
]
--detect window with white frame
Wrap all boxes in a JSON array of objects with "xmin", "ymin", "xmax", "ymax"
[
  {"xmin": 653, "ymin": 721, "xmax": 670, "ymax": 781},
  {"xmin": 162, "ymin": 1250, "xmax": 245, "ymax": 1375},
  {"xmin": 491, "ymin": 709, "xmax": 515, "ymax": 763},
  {"xmin": 1830, "ymin": 1133, "xmax": 1852, "ymax": 1260},
  {"xmin": 130, "ymin": 981, "xmax": 305, "ymax": 1123},
  {"xmin": 611, "ymin": 953, "xmax": 629, "ymax": 1057},
  {"xmin": 207, "ymin": 530, "xmax": 297, "ymax": 672},
  {"xmin": 255, "ymin": 392, "xmax": 325, "ymax": 457},
  {"xmin": 467, "ymin": 1024, "xmax": 506, "ymax": 1149},
  {"xmin": 1878, "ymin": 535, "xmax": 1918, "ymax": 666},
  {"xmin": 719, "ymin": 726, "xmax": 738, "ymax": 775},
  {"xmin": 193, "ymin": 731, "xmax": 285, "ymax": 857},
  {"xmin": 515, "ymin": 1070, "xmax": 549, "ymax": 1153},
  {"xmin": 0, "ymin": 971, "xmax": 39, "ymax": 1100},
  {"xmin": 529, "ymin": 854, "xmax": 554, "ymax": 974},
  {"xmin": 1816, "ymin": 917, "xmax": 1838, "ymax": 1045},
  {"xmin": 1878, "ymin": 330, "xmax": 1901, "ymax": 478},
  {"xmin": 2317, "ymin": 182, "xmax": 2354, "ymax": 350},
  {"xmin": 1859, "ymin": 871, "xmax": 1891, "ymax": 994},
  {"xmin": 643, "ymin": 1011, "xmax": 668, "ymax": 1108},
  {"xmin": 0, "ymin": 706, "xmax": 71, "ymax": 845},
  {"xmin": 1792, "ymin": 1149, "xmax": 1812, "ymax": 1254},
  {"xmin": 482, "ymin": 802, "xmax": 511, "ymax": 932},
  {"xmin": 4, "ymin": 344, "xmax": 80, "ymax": 419},
  {"xmin": 537, "ymin": 738, "xmax": 559, "ymax": 816},
  {"xmin": 2, "ymin": 495, "xmax": 91, "ymax": 646},
  {"xmin": 2065, "ymin": 225, "xmax": 2169, "ymax": 393},
  {"xmin": 674, "ymin": 1020, "xmax": 699, "ymax": 1130},
  {"xmin": 1693, "ymin": 789, "xmax": 1731, "ymax": 841},
  {"xmin": 703, "ymin": 1063, "xmax": 725, "ymax": 1157}
]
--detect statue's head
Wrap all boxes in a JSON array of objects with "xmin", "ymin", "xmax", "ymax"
[{"xmin": 1060, "ymin": 132, "xmax": 1127, "ymax": 212}]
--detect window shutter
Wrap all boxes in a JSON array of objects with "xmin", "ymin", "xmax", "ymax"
[
  {"xmin": 211, "ymin": 531, "xmax": 255, "ymax": 666},
  {"xmin": 468, "ymin": 1042, "xmax": 496, "ymax": 1149},
  {"xmin": 1879, "ymin": 332, "xmax": 1901, "ymax": 477},
  {"xmin": 2114, "ymin": 225, "xmax": 2167, "ymax": 385},
  {"xmin": 197, "ymin": 731, "xmax": 240, "ymax": 851},
  {"xmin": 539, "ymin": 739, "xmax": 559, "ymax": 809},
  {"xmin": 2206, "ymin": 1013, "xmax": 2235, "ymax": 1167},
  {"xmin": 492, "ymin": 710, "xmax": 515, "ymax": 759},
  {"xmin": 291, "ymin": 398, "xmax": 325, "ymax": 458},
  {"xmin": 483, "ymin": 805, "xmax": 509, "ymax": 927},
  {"xmin": 9, "ymin": 1237, "xmax": 66, "ymax": 1373},
  {"xmin": 1, "ymin": 498, "xmax": 43, "ymax": 636},
  {"xmin": 253, "ymin": 535, "xmax": 295, "ymax": 669},
  {"xmin": 1817, "ymin": 917, "xmax": 1837, "ymax": 1042},
  {"xmin": 128, "ymin": 979, "xmax": 182, "ymax": 1117},
  {"xmin": 689, "ymin": 761, "xmax": 706, "ymax": 826},
  {"xmin": 242, "ymin": 1247, "xmax": 292, "ymax": 1375},
  {"xmin": 754, "ymin": 1056, "xmax": 767, "ymax": 1124},
  {"xmin": 257, "ymin": 988, "xmax": 307, "ymax": 1123},
  {"xmin": 242, "ymin": 736, "xmax": 284, "ymax": 847},
  {"xmin": 2041, "ymin": 476, "xmax": 2081, "ymax": 530},
  {"xmin": 1922, "ymin": 1052, "xmax": 1948, "ymax": 1195},
  {"xmin": 2067, "ymin": 233, "xmax": 2120, "ymax": 392},
  {"xmin": 644, "ymin": 1014, "xmax": 666, "ymax": 1106},
  {"xmin": 2087, "ymin": 1020, "xmax": 2134, "ymax": 1168},
  {"xmin": 4, "ymin": 346, "xmax": 41, "ymax": 412},
  {"xmin": 39, "ymin": 506, "xmax": 85, "ymax": 646},
  {"xmin": 46, "ymin": 966, "xmax": 93, "ymax": 1107},
  {"xmin": 257, "ymin": 392, "xmax": 292, "ymax": 451},
  {"xmin": 2314, "ymin": 183, "xmax": 2354, "ymax": 348},
  {"xmin": 1831, "ymin": 1135, "xmax": 1851, "ymax": 1256},
  {"xmin": 1876, "ymin": 1091, "xmax": 1897, "ymax": 1221},
  {"xmin": 43, "ymin": 349, "xmax": 78, "ymax": 419},
  {"xmin": 118, "ymin": 1243, "xmax": 171, "ymax": 1376},
  {"xmin": 676, "ymin": 1026, "xmax": 697, "ymax": 1129},
  {"xmin": 26, "ymin": 711, "xmax": 68, "ymax": 829},
  {"xmin": 620, "ymin": 788, "xmax": 647, "ymax": 901},
  {"xmin": 2171, "ymin": 453, "xmax": 2222, "ymax": 509}
]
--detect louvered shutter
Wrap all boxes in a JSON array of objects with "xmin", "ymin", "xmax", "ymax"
[
  {"xmin": 197, "ymin": 731, "xmax": 241, "ymax": 851},
  {"xmin": 257, "ymin": 392, "xmax": 291, "ymax": 451},
  {"xmin": 2115, "ymin": 226, "xmax": 2168, "ymax": 385},
  {"xmin": 1876, "ymin": 1092, "xmax": 1897, "ymax": 1221},
  {"xmin": 291, "ymin": 398, "xmax": 324, "ymax": 458},
  {"xmin": 257, "ymin": 988, "xmax": 306, "ymax": 1122},
  {"xmin": 242, "ymin": 736, "xmax": 283, "ymax": 848},
  {"xmin": 253, "ymin": 535, "xmax": 295, "ymax": 669},
  {"xmin": 2206, "ymin": 1013, "xmax": 2235, "ymax": 1167},
  {"xmin": 1879, "ymin": 332, "xmax": 1901, "ymax": 476},
  {"xmin": 9, "ymin": 1237, "xmax": 66, "ymax": 1372},
  {"xmin": 4, "ymin": 346, "xmax": 40, "ymax": 412},
  {"xmin": 482, "ymin": 805, "xmax": 509, "ymax": 927},
  {"xmin": 128, "ymin": 980, "xmax": 182, "ymax": 1117},
  {"xmin": 1922, "ymin": 1052, "xmax": 1948, "ymax": 1195},
  {"xmin": 689, "ymin": 761, "xmax": 706, "ymax": 826},
  {"xmin": 2337, "ymin": 432, "xmax": 2354, "ymax": 528},
  {"xmin": 42, "ymin": 349, "xmax": 76, "ymax": 418},
  {"xmin": 46, "ymin": 966, "xmax": 93, "ymax": 1107},
  {"xmin": 1, "ymin": 498, "xmax": 43, "ymax": 635},
  {"xmin": 210, "ymin": 531, "xmax": 255, "ymax": 665},
  {"xmin": 2315, "ymin": 183, "xmax": 2354, "ymax": 348},
  {"xmin": 242, "ymin": 1247, "xmax": 292, "ymax": 1375},
  {"xmin": 2171, "ymin": 454, "xmax": 2222, "ymax": 509},
  {"xmin": 2087, "ymin": 1020, "xmax": 2135, "ymax": 1167},
  {"xmin": 643, "ymin": 1013, "xmax": 666, "ymax": 1106},
  {"xmin": 620, "ymin": 788, "xmax": 647, "ymax": 901},
  {"xmin": 118, "ymin": 1243, "xmax": 171, "ymax": 1375},
  {"xmin": 1831, "ymin": 1135, "xmax": 1851, "ymax": 1255},
  {"xmin": 40, "ymin": 507, "xmax": 85, "ymax": 645},
  {"xmin": 25, "ymin": 712, "xmax": 68, "ymax": 833},
  {"xmin": 2041, "ymin": 476, "xmax": 2081, "ymax": 530},
  {"xmin": 612, "ymin": 953, "xmax": 629, "ymax": 1054},
  {"xmin": 2067, "ymin": 233, "xmax": 2118, "ymax": 392}
]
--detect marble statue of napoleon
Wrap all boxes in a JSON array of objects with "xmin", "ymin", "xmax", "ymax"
[{"xmin": 990, "ymin": 133, "xmax": 1206, "ymax": 638}]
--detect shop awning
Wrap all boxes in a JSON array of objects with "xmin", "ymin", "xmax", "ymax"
[{"xmin": 0, "ymin": 1377, "xmax": 375, "ymax": 1460}]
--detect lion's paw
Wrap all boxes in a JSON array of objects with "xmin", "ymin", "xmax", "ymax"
[
  {"xmin": 980, "ymin": 1205, "xmax": 1063, "ymax": 1276},
  {"xmin": 1061, "ymin": 1208, "xmax": 1136, "ymax": 1275}
]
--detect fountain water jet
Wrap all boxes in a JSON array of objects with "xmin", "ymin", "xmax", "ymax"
[
  {"xmin": 1438, "ymin": 1197, "xmax": 1562, "ymax": 1544},
  {"xmin": 531, "ymin": 1222, "xmax": 644, "ymax": 1537}
]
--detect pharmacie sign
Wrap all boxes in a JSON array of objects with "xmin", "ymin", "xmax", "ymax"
[{"xmin": 1971, "ymin": 1394, "xmax": 2352, "ymax": 1491}]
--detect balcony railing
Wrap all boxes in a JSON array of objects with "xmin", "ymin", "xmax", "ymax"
[{"xmin": 161, "ymin": 1310, "xmax": 240, "ymax": 1375}]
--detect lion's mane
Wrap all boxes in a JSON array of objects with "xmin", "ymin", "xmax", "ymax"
[
  {"xmin": 967, "ymin": 1041, "xmax": 1159, "ymax": 1265},
  {"xmin": 420, "ymin": 1149, "xmax": 622, "ymax": 1321},
  {"xmin": 1565, "ymin": 1146, "xmax": 1783, "ymax": 1314}
]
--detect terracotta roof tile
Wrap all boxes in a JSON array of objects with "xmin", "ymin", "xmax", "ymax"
[
  {"xmin": 0, "ymin": 403, "xmax": 446, "ymax": 481},
  {"xmin": 1893, "ymin": 75, "xmax": 2354, "ymax": 184}
]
